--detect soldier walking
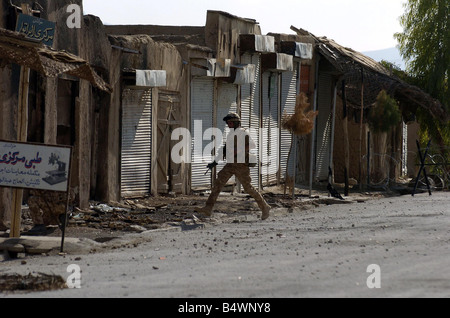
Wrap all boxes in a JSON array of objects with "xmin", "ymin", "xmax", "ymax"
[{"xmin": 196, "ymin": 113, "xmax": 271, "ymax": 220}]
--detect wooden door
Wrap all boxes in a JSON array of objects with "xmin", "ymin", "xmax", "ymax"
[{"xmin": 157, "ymin": 90, "xmax": 183, "ymax": 193}]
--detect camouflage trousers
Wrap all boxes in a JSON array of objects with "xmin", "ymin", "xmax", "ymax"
[{"xmin": 204, "ymin": 163, "xmax": 269, "ymax": 213}]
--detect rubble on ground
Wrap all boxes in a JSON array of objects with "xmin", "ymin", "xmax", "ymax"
[
  {"xmin": 1, "ymin": 186, "xmax": 385, "ymax": 242},
  {"xmin": 0, "ymin": 273, "xmax": 67, "ymax": 293}
]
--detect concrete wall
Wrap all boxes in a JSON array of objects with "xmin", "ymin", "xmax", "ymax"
[
  {"xmin": 205, "ymin": 10, "xmax": 262, "ymax": 64},
  {"xmin": 109, "ymin": 35, "xmax": 186, "ymax": 92}
]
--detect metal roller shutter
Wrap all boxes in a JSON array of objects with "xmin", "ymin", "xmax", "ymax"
[
  {"xmin": 121, "ymin": 88, "xmax": 152, "ymax": 197},
  {"xmin": 261, "ymin": 71, "xmax": 279, "ymax": 186},
  {"xmin": 191, "ymin": 77, "xmax": 214, "ymax": 189},
  {"xmin": 216, "ymin": 82, "xmax": 238, "ymax": 184},
  {"xmin": 280, "ymin": 65, "xmax": 298, "ymax": 182},
  {"xmin": 240, "ymin": 53, "xmax": 261, "ymax": 189}
]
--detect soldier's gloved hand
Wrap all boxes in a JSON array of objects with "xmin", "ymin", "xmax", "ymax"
[{"xmin": 207, "ymin": 162, "xmax": 218, "ymax": 170}]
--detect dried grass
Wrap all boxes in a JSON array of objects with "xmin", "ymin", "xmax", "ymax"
[{"xmin": 281, "ymin": 93, "xmax": 318, "ymax": 136}]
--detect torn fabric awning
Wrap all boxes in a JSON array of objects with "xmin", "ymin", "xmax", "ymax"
[{"xmin": 0, "ymin": 28, "xmax": 112, "ymax": 93}]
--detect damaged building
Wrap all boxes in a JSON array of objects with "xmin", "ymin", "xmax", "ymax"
[
  {"xmin": 1, "ymin": 1, "xmax": 447, "ymax": 235},
  {"xmin": 106, "ymin": 11, "xmax": 317, "ymax": 197}
]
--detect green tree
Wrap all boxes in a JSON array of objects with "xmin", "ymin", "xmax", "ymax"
[
  {"xmin": 395, "ymin": 0, "xmax": 449, "ymax": 109},
  {"xmin": 395, "ymin": 0, "xmax": 449, "ymax": 154}
]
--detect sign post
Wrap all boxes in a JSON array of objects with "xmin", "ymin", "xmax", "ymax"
[
  {"xmin": 8, "ymin": 4, "xmax": 57, "ymax": 238},
  {"xmin": 1, "ymin": 141, "xmax": 72, "ymax": 243}
]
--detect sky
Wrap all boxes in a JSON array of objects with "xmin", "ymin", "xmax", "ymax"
[{"xmin": 83, "ymin": 0, "xmax": 407, "ymax": 53}]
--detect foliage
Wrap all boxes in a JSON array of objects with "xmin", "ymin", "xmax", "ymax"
[
  {"xmin": 368, "ymin": 90, "xmax": 402, "ymax": 133},
  {"xmin": 394, "ymin": 0, "xmax": 449, "ymax": 111},
  {"xmin": 394, "ymin": 0, "xmax": 450, "ymax": 153}
]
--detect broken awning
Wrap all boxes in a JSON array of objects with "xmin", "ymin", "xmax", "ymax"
[{"xmin": 0, "ymin": 28, "xmax": 112, "ymax": 93}]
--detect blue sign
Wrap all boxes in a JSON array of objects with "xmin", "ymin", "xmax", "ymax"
[{"xmin": 15, "ymin": 14, "xmax": 55, "ymax": 47}]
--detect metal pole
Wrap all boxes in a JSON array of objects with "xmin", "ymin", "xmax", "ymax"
[
  {"xmin": 309, "ymin": 56, "xmax": 320, "ymax": 197},
  {"xmin": 292, "ymin": 135, "xmax": 297, "ymax": 199},
  {"xmin": 292, "ymin": 61, "xmax": 301, "ymax": 199},
  {"xmin": 60, "ymin": 149, "xmax": 73, "ymax": 254},
  {"xmin": 367, "ymin": 131, "xmax": 371, "ymax": 186},
  {"xmin": 329, "ymin": 81, "xmax": 338, "ymax": 181},
  {"xmin": 359, "ymin": 67, "xmax": 365, "ymax": 191}
]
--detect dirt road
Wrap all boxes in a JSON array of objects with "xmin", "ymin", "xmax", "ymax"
[{"xmin": 1, "ymin": 191, "xmax": 449, "ymax": 298}]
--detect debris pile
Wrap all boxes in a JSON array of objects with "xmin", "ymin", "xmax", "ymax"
[
  {"xmin": 69, "ymin": 197, "xmax": 200, "ymax": 233},
  {"xmin": 0, "ymin": 273, "xmax": 67, "ymax": 293}
]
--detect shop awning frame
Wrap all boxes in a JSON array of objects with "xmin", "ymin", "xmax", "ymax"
[{"xmin": 0, "ymin": 28, "xmax": 112, "ymax": 93}]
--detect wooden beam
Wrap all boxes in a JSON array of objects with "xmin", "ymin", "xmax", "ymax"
[{"xmin": 10, "ymin": 4, "xmax": 32, "ymax": 238}]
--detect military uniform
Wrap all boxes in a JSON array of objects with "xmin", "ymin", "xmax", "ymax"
[{"xmin": 198, "ymin": 113, "xmax": 271, "ymax": 220}]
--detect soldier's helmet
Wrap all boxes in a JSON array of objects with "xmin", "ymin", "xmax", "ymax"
[{"xmin": 223, "ymin": 112, "xmax": 241, "ymax": 123}]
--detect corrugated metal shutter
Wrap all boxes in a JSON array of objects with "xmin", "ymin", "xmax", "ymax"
[
  {"xmin": 261, "ymin": 71, "xmax": 279, "ymax": 186},
  {"xmin": 121, "ymin": 88, "xmax": 152, "ymax": 197},
  {"xmin": 240, "ymin": 53, "xmax": 261, "ymax": 189},
  {"xmin": 191, "ymin": 77, "xmax": 214, "ymax": 189},
  {"xmin": 280, "ymin": 65, "xmax": 298, "ymax": 181},
  {"xmin": 216, "ymin": 82, "xmax": 238, "ymax": 184},
  {"xmin": 315, "ymin": 73, "xmax": 333, "ymax": 181}
]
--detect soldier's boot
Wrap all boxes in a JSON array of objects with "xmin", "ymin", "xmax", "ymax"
[{"xmin": 261, "ymin": 204, "xmax": 271, "ymax": 221}]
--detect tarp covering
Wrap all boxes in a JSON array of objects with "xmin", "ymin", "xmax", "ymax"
[{"xmin": 0, "ymin": 28, "xmax": 112, "ymax": 93}]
